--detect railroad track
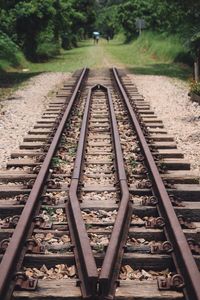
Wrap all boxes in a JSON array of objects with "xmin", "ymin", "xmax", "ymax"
[{"xmin": 0, "ymin": 68, "xmax": 199, "ymax": 300}]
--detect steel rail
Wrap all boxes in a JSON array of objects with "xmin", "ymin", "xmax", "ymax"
[
  {"xmin": 98, "ymin": 85, "xmax": 132, "ymax": 299},
  {"xmin": 0, "ymin": 67, "xmax": 88, "ymax": 299},
  {"xmin": 112, "ymin": 67, "xmax": 200, "ymax": 300},
  {"xmin": 66, "ymin": 85, "xmax": 102, "ymax": 299}
]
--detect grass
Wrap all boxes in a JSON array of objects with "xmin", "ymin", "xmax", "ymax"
[
  {"xmin": 105, "ymin": 32, "xmax": 192, "ymax": 80},
  {"xmin": 0, "ymin": 40, "xmax": 111, "ymax": 99},
  {"xmin": 0, "ymin": 33, "xmax": 193, "ymax": 100},
  {"xmin": 25, "ymin": 40, "xmax": 112, "ymax": 72}
]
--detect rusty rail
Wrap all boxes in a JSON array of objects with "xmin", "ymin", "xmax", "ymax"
[
  {"xmin": 0, "ymin": 68, "xmax": 88, "ymax": 299},
  {"xmin": 112, "ymin": 67, "xmax": 200, "ymax": 300},
  {"xmin": 98, "ymin": 85, "xmax": 132, "ymax": 299},
  {"xmin": 66, "ymin": 85, "xmax": 100, "ymax": 299}
]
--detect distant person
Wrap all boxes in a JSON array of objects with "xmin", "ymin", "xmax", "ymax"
[
  {"xmin": 96, "ymin": 35, "xmax": 99, "ymax": 44},
  {"xmin": 106, "ymin": 36, "xmax": 110, "ymax": 43}
]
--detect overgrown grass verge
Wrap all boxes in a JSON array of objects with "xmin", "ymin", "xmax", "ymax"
[
  {"xmin": 0, "ymin": 32, "xmax": 29, "ymax": 99},
  {"xmin": 0, "ymin": 40, "xmax": 103, "ymax": 99},
  {"xmin": 0, "ymin": 32, "xmax": 25, "ymax": 71},
  {"xmin": 0, "ymin": 32, "xmax": 193, "ymax": 101},
  {"xmin": 105, "ymin": 32, "xmax": 192, "ymax": 80}
]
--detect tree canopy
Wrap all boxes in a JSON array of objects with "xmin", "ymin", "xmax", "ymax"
[
  {"xmin": 0, "ymin": 0, "xmax": 200, "ymax": 64},
  {"xmin": 0, "ymin": 0, "xmax": 97, "ymax": 61}
]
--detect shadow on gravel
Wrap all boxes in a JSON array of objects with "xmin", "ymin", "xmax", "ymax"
[
  {"xmin": 0, "ymin": 70, "xmax": 41, "ymax": 99},
  {"xmin": 129, "ymin": 63, "xmax": 192, "ymax": 80},
  {"xmin": 0, "ymin": 71, "xmax": 41, "ymax": 88}
]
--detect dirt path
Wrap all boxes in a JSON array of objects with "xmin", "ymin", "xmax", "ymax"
[{"xmin": 87, "ymin": 40, "xmax": 123, "ymax": 68}]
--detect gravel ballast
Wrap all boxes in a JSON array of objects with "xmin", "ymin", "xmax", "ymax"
[
  {"xmin": 129, "ymin": 74, "xmax": 200, "ymax": 176},
  {"xmin": 0, "ymin": 72, "xmax": 69, "ymax": 168},
  {"xmin": 0, "ymin": 71, "xmax": 199, "ymax": 178}
]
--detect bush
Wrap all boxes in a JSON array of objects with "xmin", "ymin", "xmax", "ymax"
[
  {"xmin": 132, "ymin": 31, "xmax": 192, "ymax": 65},
  {"xmin": 61, "ymin": 33, "xmax": 78, "ymax": 50},
  {"xmin": 174, "ymin": 52, "xmax": 193, "ymax": 66},
  {"xmin": 36, "ymin": 42, "xmax": 60, "ymax": 61},
  {"xmin": 35, "ymin": 30, "xmax": 60, "ymax": 61},
  {"xmin": 189, "ymin": 80, "xmax": 200, "ymax": 96},
  {"xmin": 0, "ymin": 31, "xmax": 22, "ymax": 67}
]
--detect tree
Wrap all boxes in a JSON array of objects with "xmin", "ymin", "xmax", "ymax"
[
  {"xmin": 96, "ymin": 5, "xmax": 119, "ymax": 39},
  {"xmin": 72, "ymin": 0, "xmax": 97, "ymax": 37},
  {"xmin": 13, "ymin": 0, "xmax": 56, "ymax": 60}
]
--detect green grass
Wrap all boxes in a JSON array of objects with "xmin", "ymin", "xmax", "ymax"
[
  {"xmin": 0, "ymin": 40, "xmax": 112, "ymax": 99},
  {"xmin": 105, "ymin": 32, "xmax": 192, "ymax": 80},
  {"xmin": 0, "ymin": 40, "xmax": 101, "ymax": 99},
  {"xmin": 0, "ymin": 33, "xmax": 193, "ymax": 100},
  {"xmin": 25, "ymin": 40, "xmax": 112, "ymax": 72}
]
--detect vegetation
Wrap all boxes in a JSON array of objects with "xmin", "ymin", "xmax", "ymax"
[
  {"xmin": 189, "ymin": 81, "xmax": 200, "ymax": 96},
  {"xmin": 0, "ymin": 31, "xmax": 24, "ymax": 70},
  {"xmin": 0, "ymin": 0, "xmax": 200, "ymax": 81},
  {"xmin": 0, "ymin": 0, "xmax": 97, "ymax": 63},
  {"xmin": 114, "ymin": 1, "xmax": 200, "ymax": 41},
  {"xmin": 105, "ymin": 33, "xmax": 191, "ymax": 80},
  {"xmin": 96, "ymin": 0, "xmax": 200, "ymax": 75}
]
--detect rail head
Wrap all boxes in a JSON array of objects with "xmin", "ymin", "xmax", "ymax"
[
  {"xmin": 98, "ymin": 85, "xmax": 132, "ymax": 298},
  {"xmin": 67, "ymin": 85, "xmax": 103, "ymax": 298},
  {"xmin": 112, "ymin": 67, "xmax": 200, "ymax": 300}
]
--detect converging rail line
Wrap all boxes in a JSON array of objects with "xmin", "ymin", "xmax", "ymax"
[{"xmin": 0, "ymin": 68, "xmax": 199, "ymax": 300}]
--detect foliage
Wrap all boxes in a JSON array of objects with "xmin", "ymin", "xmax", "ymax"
[
  {"xmin": 116, "ymin": 0, "xmax": 200, "ymax": 57},
  {"xmin": 95, "ymin": 5, "xmax": 119, "ymax": 38},
  {"xmin": 189, "ymin": 80, "xmax": 200, "ymax": 96},
  {"xmin": 36, "ymin": 29, "xmax": 60, "ymax": 61},
  {"xmin": 1, "ymin": 0, "xmax": 200, "ymax": 70},
  {"xmin": 188, "ymin": 31, "xmax": 200, "ymax": 60},
  {"xmin": 72, "ymin": 0, "xmax": 97, "ymax": 37},
  {"xmin": 105, "ymin": 33, "xmax": 191, "ymax": 80},
  {"xmin": 117, "ymin": 0, "xmax": 154, "ymax": 41},
  {"xmin": 0, "ymin": 0, "xmax": 97, "ymax": 62},
  {"xmin": 0, "ymin": 31, "xmax": 22, "ymax": 67}
]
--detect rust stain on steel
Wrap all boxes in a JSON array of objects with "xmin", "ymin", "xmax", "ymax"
[
  {"xmin": 112, "ymin": 67, "xmax": 200, "ymax": 300},
  {"xmin": 66, "ymin": 86, "xmax": 99, "ymax": 298},
  {"xmin": 0, "ymin": 68, "xmax": 88, "ymax": 299},
  {"xmin": 98, "ymin": 85, "xmax": 132, "ymax": 298}
]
